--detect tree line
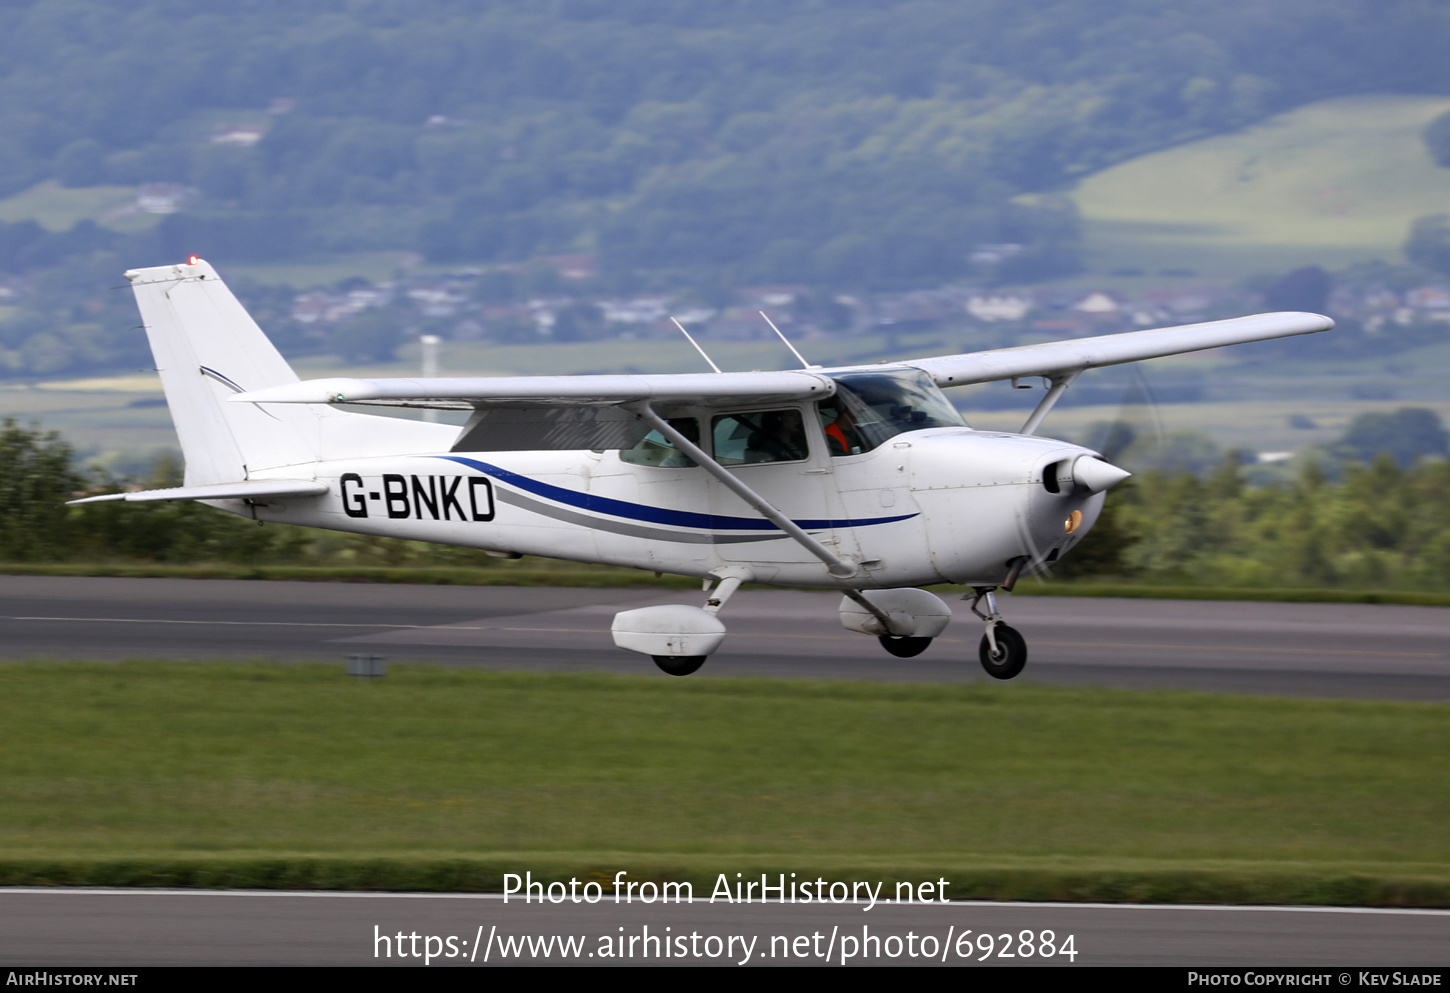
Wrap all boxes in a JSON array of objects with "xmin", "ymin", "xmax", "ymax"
[{"xmin": 4, "ymin": 417, "xmax": 1450, "ymax": 591}]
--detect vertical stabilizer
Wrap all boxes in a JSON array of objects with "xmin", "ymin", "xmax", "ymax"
[{"xmin": 127, "ymin": 258, "xmax": 320, "ymax": 484}]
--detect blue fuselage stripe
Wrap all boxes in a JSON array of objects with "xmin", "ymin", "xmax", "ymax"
[{"xmin": 436, "ymin": 455, "xmax": 917, "ymax": 532}]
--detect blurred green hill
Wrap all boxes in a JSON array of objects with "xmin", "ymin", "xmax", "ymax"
[
  {"xmin": 1070, "ymin": 95, "xmax": 1450, "ymax": 278},
  {"xmin": 1, "ymin": 0, "xmax": 1449, "ymax": 289},
  {"xmin": 0, "ymin": 0, "xmax": 1448, "ymax": 401}
]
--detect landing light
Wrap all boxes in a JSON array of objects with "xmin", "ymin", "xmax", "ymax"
[{"xmin": 1064, "ymin": 510, "xmax": 1082, "ymax": 535}]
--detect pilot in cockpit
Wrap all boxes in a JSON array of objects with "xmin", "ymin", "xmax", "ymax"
[
  {"xmin": 819, "ymin": 396, "xmax": 865, "ymax": 456},
  {"xmin": 745, "ymin": 409, "xmax": 808, "ymax": 463}
]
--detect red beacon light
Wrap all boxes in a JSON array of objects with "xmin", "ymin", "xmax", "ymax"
[{"xmin": 186, "ymin": 255, "xmax": 199, "ymax": 266}]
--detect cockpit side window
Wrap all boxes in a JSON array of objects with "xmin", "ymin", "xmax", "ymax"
[
  {"xmin": 618, "ymin": 417, "xmax": 700, "ymax": 467},
  {"xmin": 819, "ymin": 369, "xmax": 967, "ymax": 456}
]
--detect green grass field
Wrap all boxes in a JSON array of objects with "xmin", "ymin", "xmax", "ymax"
[
  {"xmin": 0, "ymin": 662, "xmax": 1445, "ymax": 903},
  {"xmin": 0, "ymin": 180, "xmax": 139, "ymax": 233},
  {"xmin": 1069, "ymin": 94, "xmax": 1450, "ymax": 278}
]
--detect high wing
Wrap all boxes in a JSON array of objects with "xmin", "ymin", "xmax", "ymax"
[
  {"xmin": 901, "ymin": 311, "xmax": 1331, "ymax": 387},
  {"xmin": 228, "ymin": 312, "xmax": 1329, "ymax": 450},
  {"xmin": 235, "ymin": 312, "xmax": 1331, "ymax": 406},
  {"xmin": 233, "ymin": 370, "xmax": 835, "ymax": 452},
  {"xmin": 232, "ymin": 370, "xmax": 832, "ymax": 409}
]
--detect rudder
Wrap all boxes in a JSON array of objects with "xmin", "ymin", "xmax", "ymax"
[{"xmin": 127, "ymin": 258, "xmax": 320, "ymax": 484}]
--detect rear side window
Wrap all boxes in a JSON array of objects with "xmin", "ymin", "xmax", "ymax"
[
  {"xmin": 711, "ymin": 409, "xmax": 809, "ymax": 465},
  {"xmin": 619, "ymin": 417, "xmax": 699, "ymax": 467}
]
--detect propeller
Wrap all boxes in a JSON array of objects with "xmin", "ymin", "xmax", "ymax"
[
  {"xmin": 1084, "ymin": 367, "xmax": 1165, "ymax": 469},
  {"xmin": 1011, "ymin": 367, "xmax": 1154, "ymax": 586}
]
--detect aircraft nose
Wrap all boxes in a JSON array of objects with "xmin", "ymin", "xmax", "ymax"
[{"xmin": 1070, "ymin": 455, "xmax": 1131, "ymax": 493}]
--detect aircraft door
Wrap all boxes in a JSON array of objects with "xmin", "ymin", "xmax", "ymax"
[
  {"xmin": 705, "ymin": 406, "xmax": 847, "ymax": 571},
  {"xmin": 594, "ymin": 416, "xmax": 712, "ymax": 574}
]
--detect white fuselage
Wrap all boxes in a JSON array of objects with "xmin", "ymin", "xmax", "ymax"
[{"xmin": 232, "ymin": 421, "xmax": 1105, "ymax": 589}]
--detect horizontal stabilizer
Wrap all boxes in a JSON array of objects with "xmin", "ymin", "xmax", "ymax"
[{"xmin": 68, "ymin": 479, "xmax": 327, "ymax": 506}]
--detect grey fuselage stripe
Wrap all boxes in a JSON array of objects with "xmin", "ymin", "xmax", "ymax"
[{"xmin": 497, "ymin": 487, "xmax": 788, "ymax": 545}]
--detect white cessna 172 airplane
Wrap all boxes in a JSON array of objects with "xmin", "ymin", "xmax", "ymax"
[{"xmin": 74, "ymin": 258, "xmax": 1331, "ymax": 677}]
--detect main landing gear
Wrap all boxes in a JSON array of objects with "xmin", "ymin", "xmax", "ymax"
[
  {"xmin": 877, "ymin": 634, "xmax": 933, "ymax": 658},
  {"xmin": 612, "ymin": 571, "xmax": 750, "ymax": 677},
  {"xmin": 968, "ymin": 587, "xmax": 1027, "ymax": 680},
  {"xmin": 845, "ymin": 586, "xmax": 1025, "ymax": 676},
  {"xmin": 652, "ymin": 655, "xmax": 707, "ymax": 676}
]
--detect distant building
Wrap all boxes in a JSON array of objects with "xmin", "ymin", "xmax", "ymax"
[
  {"xmin": 966, "ymin": 294, "xmax": 1030, "ymax": 322},
  {"xmin": 873, "ymin": 288, "xmax": 975, "ymax": 326},
  {"xmin": 672, "ymin": 307, "xmax": 717, "ymax": 325},
  {"xmin": 1406, "ymin": 285, "xmax": 1450, "ymax": 310},
  {"xmin": 1129, "ymin": 307, "xmax": 1171, "ymax": 327},
  {"xmin": 134, "ymin": 184, "xmax": 197, "ymax": 214},
  {"xmin": 210, "ymin": 128, "xmax": 267, "ymax": 146},
  {"xmin": 1073, "ymin": 291, "xmax": 1120, "ymax": 315},
  {"xmin": 968, "ymin": 243, "xmax": 1023, "ymax": 267},
  {"xmin": 601, "ymin": 297, "xmax": 671, "ymax": 325},
  {"xmin": 290, "ymin": 284, "xmax": 392, "ymax": 324},
  {"xmin": 706, "ymin": 312, "xmax": 770, "ymax": 340},
  {"xmin": 407, "ymin": 286, "xmax": 466, "ymax": 318},
  {"xmin": 737, "ymin": 286, "xmax": 805, "ymax": 309},
  {"xmin": 538, "ymin": 254, "xmax": 597, "ymax": 279},
  {"xmin": 1139, "ymin": 287, "xmax": 1223, "ymax": 316},
  {"xmin": 1030, "ymin": 318, "xmax": 1086, "ymax": 334}
]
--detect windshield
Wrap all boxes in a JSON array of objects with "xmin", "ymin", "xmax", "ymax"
[{"xmin": 819, "ymin": 369, "xmax": 967, "ymax": 456}]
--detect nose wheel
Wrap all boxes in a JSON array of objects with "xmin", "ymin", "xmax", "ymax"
[
  {"xmin": 968, "ymin": 587, "xmax": 1028, "ymax": 680},
  {"xmin": 978, "ymin": 624, "xmax": 1026, "ymax": 679}
]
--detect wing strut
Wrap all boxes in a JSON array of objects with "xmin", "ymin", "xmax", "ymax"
[
  {"xmin": 1019, "ymin": 371, "xmax": 1079, "ymax": 436},
  {"xmin": 625, "ymin": 401, "xmax": 905, "ymax": 634},
  {"xmin": 626, "ymin": 401, "xmax": 852, "ymax": 577}
]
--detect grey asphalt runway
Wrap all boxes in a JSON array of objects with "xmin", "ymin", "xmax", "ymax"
[
  {"xmin": 0, "ymin": 576, "xmax": 1447, "ymax": 967},
  {"xmin": 2, "ymin": 575, "xmax": 1449, "ymax": 699},
  {"xmin": 0, "ymin": 889, "xmax": 1445, "ymax": 966}
]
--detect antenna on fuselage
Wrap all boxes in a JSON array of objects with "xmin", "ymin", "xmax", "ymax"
[
  {"xmin": 759, "ymin": 311, "xmax": 817, "ymax": 369},
  {"xmin": 670, "ymin": 316, "xmax": 723, "ymax": 373}
]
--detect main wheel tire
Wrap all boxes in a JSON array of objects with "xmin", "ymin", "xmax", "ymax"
[
  {"xmin": 878, "ymin": 635, "xmax": 932, "ymax": 658},
  {"xmin": 652, "ymin": 655, "xmax": 706, "ymax": 676},
  {"xmin": 978, "ymin": 624, "xmax": 1027, "ymax": 680}
]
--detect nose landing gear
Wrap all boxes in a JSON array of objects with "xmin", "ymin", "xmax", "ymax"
[{"xmin": 968, "ymin": 587, "xmax": 1027, "ymax": 679}]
